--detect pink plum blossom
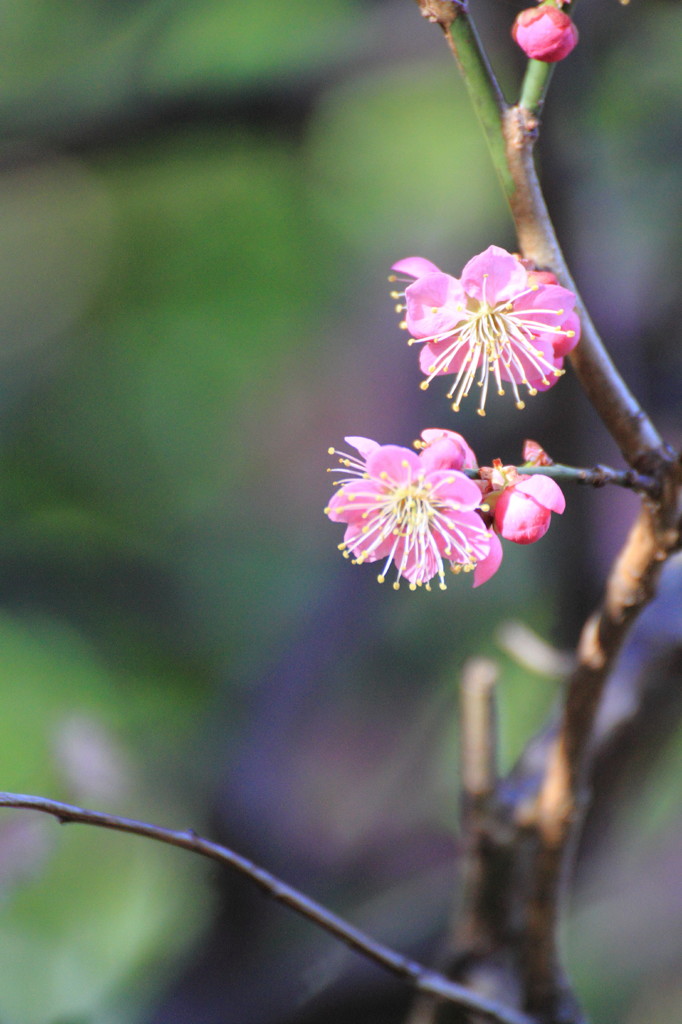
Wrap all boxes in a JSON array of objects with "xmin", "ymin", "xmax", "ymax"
[
  {"xmin": 512, "ymin": 6, "xmax": 579, "ymax": 63},
  {"xmin": 390, "ymin": 246, "xmax": 580, "ymax": 416},
  {"xmin": 325, "ymin": 437, "xmax": 494, "ymax": 590},
  {"xmin": 480, "ymin": 460, "xmax": 565, "ymax": 545}
]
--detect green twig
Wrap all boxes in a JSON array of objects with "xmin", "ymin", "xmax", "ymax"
[{"xmin": 518, "ymin": 59, "xmax": 554, "ymax": 115}]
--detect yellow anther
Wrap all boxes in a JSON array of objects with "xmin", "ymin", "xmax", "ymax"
[
  {"xmin": 399, "ymin": 320, "xmax": 407, "ymax": 330},
  {"xmin": 477, "ymin": 408, "xmax": 486, "ymax": 417},
  {"xmin": 516, "ymin": 400, "xmax": 526, "ymax": 409},
  {"xmin": 387, "ymin": 274, "xmax": 397, "ymax": 282},
  {"xmin": 393, "ymin": 581, "xmax": 400, "ymax": 590},
  {"xmin": 409, "ymin": 583, "xmax": 417, "ymax": 591},
  {"xmin": 439, "ymin": 582, "xmax": 447, "ymax": 590},
  {"xmin": 389, "ymin": 290, "xmax": 400, "ymax": 299},
  {"xmin": 377, "ymin": 574, "xmax": 385, "ymax": 583},
  {"xmin": 327, "ymin": 447, "xmax": 335, "ymax": 454},
  {"xmin": 394, "ymin": 304, "xmax": 404, "ymax": 314},
  {"xmin": 420, "ymin": 381, "xmax": 430, "ymax": 391}
]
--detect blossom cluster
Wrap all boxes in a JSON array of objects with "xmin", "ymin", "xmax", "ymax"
[
  {"xmin": 325, "ymin": 430, "xmax": 564, "ymax": 591},
  {"xmin": 325, "ymin": 245, "xmax": 578, "ymax": 591}
]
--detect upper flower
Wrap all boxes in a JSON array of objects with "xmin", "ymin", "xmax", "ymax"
[
  {"xmin": 325, "ymin": 436, "xmax": 493, "ymax": 590},
  {"xmin": 390, "ymin": 245, "xmax": 580, "ymax": 416},
  {"xmin": 512, "ymin": 5, "xmax": 579, "ymax": 63}
]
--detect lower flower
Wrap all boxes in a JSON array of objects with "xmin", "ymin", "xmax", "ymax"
[{"xmin": 325, "ymin": 436, "xmax": 493, "ymax": 590}]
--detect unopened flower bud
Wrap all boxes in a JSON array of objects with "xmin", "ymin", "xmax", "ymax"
[{"xmin": 512, "ymin": 5, "xmax": 579, "ymax": 63}]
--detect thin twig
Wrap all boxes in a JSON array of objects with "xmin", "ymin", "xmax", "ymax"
[
  {"xmin": 0, "ymin": 792, "xmax": 535, "ymax": 1024},
  {"xmin": 463, "ymin": 463, "xmax": 659, "ymax": 496},
  {"xmin": 406, "ymin": 659, "xmax": 505, "ymax": 1024},
  {"xmin": 460, "ymin": 658, "xmax": 499, "ymax": 806}
]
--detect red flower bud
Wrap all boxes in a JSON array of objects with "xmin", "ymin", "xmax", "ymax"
[{"xmin": 512, "ymin": 5, "xmax": 579, "ymax": 63}]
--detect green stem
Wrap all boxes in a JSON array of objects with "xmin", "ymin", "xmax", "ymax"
[
  {"xmin": 442, "ymin": 13, "xmax": 514, "ymax": 200},
  {"xmin": 518, "ymin": 59, "xmax": 554, "ymax": 115}
]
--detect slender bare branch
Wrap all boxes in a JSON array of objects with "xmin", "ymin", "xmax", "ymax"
[
  {"xmin": 460, "ymin": 658, "xmax": 499, "ymax": 806},
  {"xmin": 463, "ymin": 463, "xmax": 659, "ymax": 496},
  {"xmin": 500, "ymin": 105, "xmax": 668, "ymax": 474},
  {"xmin": 0, "ymin": 792, "xmax": 535, "ymax": 1024},
  {"xmin": 521, "ymin": 474, "xmax": 682, "ymax": 1015}
]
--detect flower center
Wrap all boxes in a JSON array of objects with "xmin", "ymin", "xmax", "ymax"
[
  {"xmin": 431, "ymin": 296, "xmax": 565, "ymax": 416},
  {"xmin": 407, "ymin": 277, "xmax": 574, "ymax": 415},
  {"xmin": 328, "ymin": 458, "xmax": 483, "ymax": 590},
  {"xmin": 355, "ymin": 475, "xmax": 473, "ymax": 589}
]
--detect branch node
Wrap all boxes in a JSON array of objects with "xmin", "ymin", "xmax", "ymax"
[{"xmin": 413, "ymin": 0, "xmax": 461, "ymax": 29}]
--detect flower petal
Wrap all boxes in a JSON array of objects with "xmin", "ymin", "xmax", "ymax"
[
  {"xmin": 419, "ymin": 429, "xmax": 478, "ymax": 471},
  {"xmin": 391, "ymin": 256, "xmax": 442, "ymax": 279},
  {"xmin": 365, "ymin": 444, "xmax": 420, "ymax": 483},
  {"xmin": 515, "ymin": 474, "xmax": 566, "ymax": 513},
  {"xmin": 404, "ymin": 273, "xmax": 466, "ymax": 339},
  {"xmin": 344, "ymin": 436, "xmax": 380, "ymax": 459},
  {"xmin": 461, "ymin": 245, "xmax": 527, "ymax": 304},
  {"xmin": 473, "ymin": 530, "xmax": 503, "ymax": 587}
]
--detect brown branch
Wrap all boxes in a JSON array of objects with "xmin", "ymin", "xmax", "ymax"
[
  {"xmin": 0, "ymin": 792, "xmax": 536, "ymax": 1024},
  {"xmin": 501, "ymin": 106, "xmax": 668, "ymax": 476},
  {"xmin": 460, "ymin": 658, "xmax": 499, "ymax": 805},
  {"xmin": 411, "ymin": 14, "xmax": 681, "ymax": 1022},
  {"xmin": 522, "ymin": 484, "xmax": 682, "ymax": 1017}
]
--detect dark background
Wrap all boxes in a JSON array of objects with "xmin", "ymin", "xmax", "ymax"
[{"xmin": 0, "ymin": 1, "xmax": 681, "ymax": 1021}]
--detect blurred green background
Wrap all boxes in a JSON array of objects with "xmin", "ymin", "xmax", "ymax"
[{"xmin": 0, "ymin": 1, "xmax": 681, "ymax": 1022}]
